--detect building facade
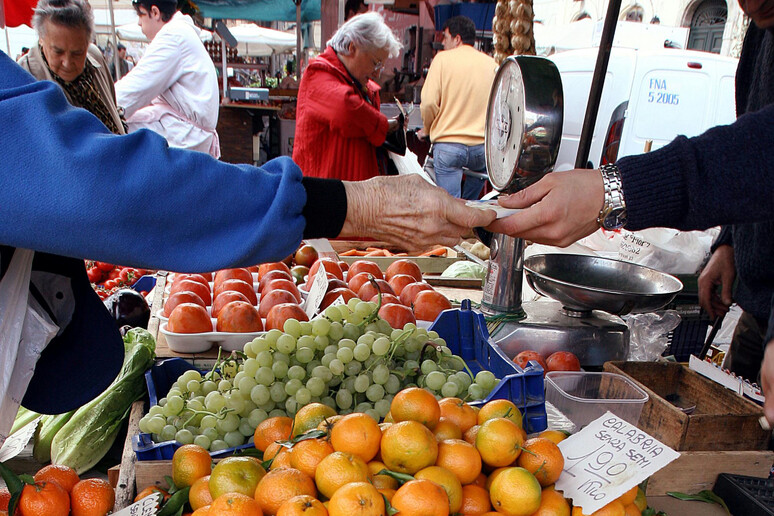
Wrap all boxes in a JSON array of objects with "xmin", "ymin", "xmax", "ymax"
[{"xmin": 534, "ymin": 0, "xmax": 748, "ymax": 57}]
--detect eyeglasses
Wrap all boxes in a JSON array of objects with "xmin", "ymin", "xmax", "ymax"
[{"xmin": 371, "ymin": 56, "xmax": 384, "ymax": 73}]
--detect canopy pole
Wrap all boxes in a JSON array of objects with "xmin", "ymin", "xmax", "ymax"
[
  {"xmin": 107, "ymin": 0, "xmax": 121, "ymax": 80},
  {"xmin": 221, "ymin": 26, "xmax": 228, "ymax": 101},
  {"xmin": 295, "ymin": 0, "xmax": 302, "ymax": 81},
  {"xmin": 574, "ymin": 0, "xmax": 622, "ymax": 169},
  {"xmin": 4, "ymin": 29, "xmax": 10, "ymax": 56}
]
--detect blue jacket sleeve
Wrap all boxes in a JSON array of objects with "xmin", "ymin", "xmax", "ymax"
[
  {"xmin": 616, "ymin": 103, "xmax": 774, "ymax": 231},
  {"xmin": 0, "ymin": 51, "xmax": 307, "ymax": 273}
]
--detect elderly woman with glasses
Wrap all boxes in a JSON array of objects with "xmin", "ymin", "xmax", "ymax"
[
  {"xmin": 293, "ymin": 12, "xmax": 402, "ymax": 181},
  {"xmin": 18, "ymin": 0, "xmax": 125, "ymax": 135}
]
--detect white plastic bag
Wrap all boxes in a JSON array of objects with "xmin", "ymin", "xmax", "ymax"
[
  {"xmin": 624, "ymin": 310, "xmax": 682, "ymax": 361},
  {"xmin": 389, "ymin": 149, "xmax": 436, "ymax": 185},
  {"xmin": 0, "ymin": 249, "xmax": 58, "ymax": 447},
  {"xmin": 617, "ymin": 228, "xmax": 719, "ymax": 274}
]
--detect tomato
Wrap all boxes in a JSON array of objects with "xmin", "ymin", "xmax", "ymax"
[
  {"xmin": 294, "ymin": 244, "xmax": 319, "ymax": 268},
  {"xmin": 167, "ymin": 303, "xmax": 213, "ymax": 333},
  {"xmin": 95, "ymin": 261, "xmax": 114, "ymax": 272},
  {"xmin": 216, "ymin": 301, "xmax": 263, "ymax": 333},
  {"xmin": 214, "ymin": 279, "xmax": 257, "ymax": 305},
  {"xmin": 173, "ymin": 273, "xmax": 209, "ymax": 289},
  {"xmin": 347, "ymin": 272, "xmax": 374, "ymax": 295},
  {"xmin": 170, "ymin": 279, "xmax": 213, "ymax": 305},
  {"xmin": 87, "ymin": 268, "xmax": 104, "ymax": 284},
  {"xmin": 164, "ymin": 291, "xmax": 207, "ymax": 318},
  {"xmin": 262, "ymin": 279, "xmax": 302, "ymax": 303},
  {"xmin": 258, "ymin": 269, "xmax": 293, "ymax": 292},
  {"xmin": 258, "ymin": 262, "xmax": 292, "ymax": 279},
  {"xmin": 357, "ymin": 279, "xmax": 395, "ymax": 301},
  {"xmin": 388, "ymin": 274, "xmax": 417, "ymax": 296},
  {"xmin": 546, "ymin": 351, "xmax": 582, "ymax": 372},
  {"xmin": 347, "ymin": 260, "xmax": 383, "ymax": 280},
  {"xmin": 337, "ymin": 261, "xmax": 349, "ymax": 273},
  {"xmin": 514, "ymin": 350, "xmax": 548, "ymax": 373},
  {"xmin": 119, "ymin": 267, "xmax": 139, "ymax": 285},
  {"xmin": 399, "ymin": 282, "xmax": 434, "ymax": 306},
  {"xmin": 214, "ymin": 268, "xmax": 253, "ymax": 289},
  {"xmin": 385, "ymin": 259, "xmax": 422, "ymax": 282},
  {"xmin": 265, "ymin": 303, "xmax": 308, "ymax": 331},
  {"xmin": 378, "ymin": 303, "xmax": 416, "ymax": 330},
  {"xmin": 258, "ymin": 289, "xmax": 299, "ymax": 319},
  {"xmin": 412, "ymin": 290, "xmax": 452, "ymax": 322},
  {"xmin": 108, "ymin": 268, "xmax": 121, "ymax": 280},
  {"xmin": 104, "ymin": 279, "xmax": 118, "ymax": 290},
  {"xmin": 212, "ymin": 291, "xmax": 251, "ymax": 318},
  {"xmin": 370, "ymin": 293, "xmax": 401, "ymax": 306},
  {"xmin": 321, "ymin": 288, "xmax": 357, "ymax": 309},
  {"xmin": 325, "ymin": 278, "xmax": 348, "ymax": 294},
  {"xmin": 290, "ymin": 265, "xmax": 309, "ymax": 285},
  {"xmin": 308, "ymin": 258, "xmax": 344, "ymax": 281}
]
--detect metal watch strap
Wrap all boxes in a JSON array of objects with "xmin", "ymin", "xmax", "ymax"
[{"xmin": 597, "ymin": 164, "xmax": 626, "ymax": 227}]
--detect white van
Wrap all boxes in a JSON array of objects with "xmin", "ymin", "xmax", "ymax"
[{"xmin": 548, "ymin": 47, "xmax": 739, "ymax": 171}]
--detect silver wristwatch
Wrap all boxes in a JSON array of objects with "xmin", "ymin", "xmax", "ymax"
[{"xmin": 597, "ymin": 164, "xmax": 628, "ymax": 230}]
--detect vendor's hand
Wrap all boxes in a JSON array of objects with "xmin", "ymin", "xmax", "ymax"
[
  {"xmin": 698, "ymin": 245, "xmax": 735, "ymax": 319},
  {"xmin": 486, "ymin": 169, "xmax": 604, "ymax": 247},
  {"xmin": 340, "ymin": 175, "xmax": 497, "ymax": 250},
  {"xmin": 416, "ymin": 128, "xmax": 428, "ymax": 140},
  {"xmin": 762, "ymin": 340, "xmax": 774, "ymax": 426}
]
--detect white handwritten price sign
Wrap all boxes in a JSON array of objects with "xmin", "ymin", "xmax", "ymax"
[
  {"xmin": 304, "ymin": 267, "xmax": 329, "ymax": 319},
  {"xmin": 112, "ymin": 493, "xmax": 159, "ymax": 516},
  {"xmin": 0, "ymin": 417, "xmax": 40, "ymax": 462},
  {"xmin": 556, "ymin": 411, "xmax": 680, "ymax": 514}
]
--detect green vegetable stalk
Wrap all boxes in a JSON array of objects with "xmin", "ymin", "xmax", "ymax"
[
  {"xmin": 33, "ymin": 411, "xmax": 74, "ymax": 463},
  {"xmin": 50, "ymin": 328, "xmax": 155, "ymax": 474},
  {"xmin": 10, "ymin": 407, "xmax": 40, "ymax": 435},
  {"xmin": 440, "ymin": 261, "xmax": 487, "ymax": 280}
]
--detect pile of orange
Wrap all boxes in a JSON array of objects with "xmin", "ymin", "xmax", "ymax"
[
  {"xmin": 139, "ymin": 393, "xmax": 649, "ymax": 516},
  {"xmin": 0, "ymin": 464, "xmax": 116, "ymax": 516}
]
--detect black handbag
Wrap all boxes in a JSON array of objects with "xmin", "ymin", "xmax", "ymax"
[{"xmin": 381, "ymin": 113, "xmax": 406, "ymax": 156}]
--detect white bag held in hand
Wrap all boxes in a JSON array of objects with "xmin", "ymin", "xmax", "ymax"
[
  {"xmin": 617, "ymin": 227, "xmax": 719, "ymax": 274},
  {"xmin": 0, "ymin": 249, "xmax": 58, "ymax": 448},
  {"xmin": 389, "ymin": 149, "xmax": 436, "ymax": 185}
]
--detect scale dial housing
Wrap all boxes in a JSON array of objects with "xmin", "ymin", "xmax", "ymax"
[{"xmin": 485, "ymin": 57, "xmax": 526, "ymax": 191}]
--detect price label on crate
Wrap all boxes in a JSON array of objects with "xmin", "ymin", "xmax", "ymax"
[
  {"xmin": 111, "ymin": 493, "xmax": 158, "ymax": 516},
  {"xmin": 556, "ymin": 411, "xmax": 679, "ymax": 514},
  {"xmin": 0, "ymin": 416, "xmax": 40, "ymax": 462},
  {"xmin": 304, "ymin": 266, "xmax": 329, "ymax": 319}
]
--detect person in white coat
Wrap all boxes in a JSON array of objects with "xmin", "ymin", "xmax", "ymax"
[{"xmin": 116, "ymin": 0, "xmax": 220, "ymax": 157}]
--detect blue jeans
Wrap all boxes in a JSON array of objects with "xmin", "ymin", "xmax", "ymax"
[{"xmin": 433, "ymin": 142, "xmax": 487, "ymax": 200}]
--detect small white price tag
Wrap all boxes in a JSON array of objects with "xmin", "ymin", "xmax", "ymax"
[
  {"xmin": 304, "ymin": 239, "xmax": 338, "ymax": 260},
  {"xmin": 304, "ymin": 268, "xmax": 329, "ymax": 319},
  {"xmin": 482, "ymin": 261, "xmax": 499, "ymax": 300},
  {"xmin": 0, "ymin": 416, "xmax": 40, "ymax": 462},
  {"xmin": 111, "ymin": 493, "xmax": 159, "ymax": 516},
  {"xmin": 556, "ymin": 411, "xmax": 680, "ymax": 514}
]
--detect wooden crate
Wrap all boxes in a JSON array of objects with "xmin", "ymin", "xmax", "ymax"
[
  {"xmin": 604, "ymin": 361, "xmax": 769, "ymax": 451},
  {"xmin": 647, "ymin": 450, "xmax": 774, "ymax": 495}
]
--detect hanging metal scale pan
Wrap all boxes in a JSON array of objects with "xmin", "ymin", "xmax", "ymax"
[{"xmin": 485, "ymin": 56, "xmax": 564, "ymax": 193}]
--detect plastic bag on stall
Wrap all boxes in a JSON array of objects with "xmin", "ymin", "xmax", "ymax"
[
  {"xmin": 618, "ymin": 227, "xmax": 719, "ymax": 274},
  {"xmin": 0, "ymin": 249, "xmax": 59, "ymax": 448},
  {"xmin": 624, "ymin": 310, "xmax": 682, "ymax": 361}
]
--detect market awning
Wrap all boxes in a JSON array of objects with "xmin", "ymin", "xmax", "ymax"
[
  {"xmin": 229, "ymin": 23, "xmax": 296, "ymax": 56},
  {"xmin": 1, "ymin": 0, "xmax": 36, "ymax": 28},
  {"xmin": 193, "ymin": 0, "xmax": 321, "ymax": 23}
]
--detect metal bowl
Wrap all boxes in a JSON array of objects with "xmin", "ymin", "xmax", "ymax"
[{"xmin": 524, "ymin": 254, "xmax": 683, "ymax": 315}]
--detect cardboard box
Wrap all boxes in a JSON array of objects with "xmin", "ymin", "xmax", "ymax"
[{"xmin": 604, "ymin": 361, "xmax": 769, "ymax": 451}]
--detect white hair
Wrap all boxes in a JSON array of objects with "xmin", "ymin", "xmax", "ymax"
[
  {"xmin": 328, "ymin": 12, "xmax": 402, "ymax": 59},
  {"xmin": 32, "ymin": 0, "xmax": 94, "ymax": 39}
]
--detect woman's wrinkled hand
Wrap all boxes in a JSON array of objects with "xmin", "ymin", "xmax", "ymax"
[
  {"xmin": 486, "ymin": 168, "xmax": 605, "ymax": 247},
  {"xmin": 340, "ymin": 175, "xmax": 496, "ymax": 250}
]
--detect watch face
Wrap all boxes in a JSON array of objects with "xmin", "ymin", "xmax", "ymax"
[
  {"xmin": 602, "ymin": 208, "xmax": 628, "ymax": 230},
  {"xmin": 485, "ymin": 57, "xmax": 525, "ymax": 191}
]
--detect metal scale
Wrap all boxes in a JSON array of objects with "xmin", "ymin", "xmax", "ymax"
[{"xmin": 478, "ymin": 56, "xmax": 682, "ymax": 367}]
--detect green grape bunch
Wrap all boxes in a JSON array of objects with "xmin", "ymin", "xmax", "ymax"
[{"xmin": 139, "ymin": 297, "xmax": 500, "ymax": 451}]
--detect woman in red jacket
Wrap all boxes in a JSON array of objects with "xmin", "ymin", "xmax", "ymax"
[{"xmin": 293, "ymin": 12, "xmax": 402, "ymax": 181}]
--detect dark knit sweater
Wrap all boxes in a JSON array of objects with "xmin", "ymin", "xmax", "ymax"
[{"xmin": 615, "ymin": 23, "xmax": 774, "ymax": 340}]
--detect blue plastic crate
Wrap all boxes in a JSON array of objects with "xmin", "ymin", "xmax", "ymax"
[
  {"xmin": 131, "ymin": 275, "xmax": 156, "ymax": 293},
  {"xmin": 134, "ymin": 301, "xmax": 547, "ymax": 460},
  {"xmin": 429, "ymin": 300, "xmax": 547, "ymax": 434}
]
